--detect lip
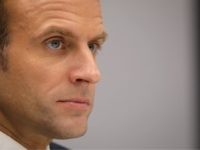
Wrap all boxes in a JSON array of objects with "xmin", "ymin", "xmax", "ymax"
[{"xmin": 56, "ymin": 98, "xmax": 90, "ymax": 110}]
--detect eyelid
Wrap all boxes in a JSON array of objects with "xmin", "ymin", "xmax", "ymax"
[
  {"xmin": 91, "ymin": 38, "xmax": 105, "ymax": 49},
  {"xmin": 88, "ymin": 42, "xmax": 102, "ymax": 55},
  {"xmin": 44, "ymin": 36, "xmax": 67, "ymax": 50},
  {"xmin": 95, "ymin": 40, "xmax": 104, "ymax": 49},
  {"xmin": 45, "ymin": 36, "xmax": 64, "ymax": 44}
]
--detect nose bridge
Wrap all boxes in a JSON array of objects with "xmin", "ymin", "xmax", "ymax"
[
  {"xmin": 71, "ymin": 46, "xmax": 101, "ymax": 83},
  {"xmin": 81, "ymin": 48, "xmax": 99, "ymax": 74}
]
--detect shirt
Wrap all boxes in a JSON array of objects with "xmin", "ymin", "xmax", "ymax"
[{"xmin": 0, "ymin": 131, "xmax": 50, "ymax": 150}]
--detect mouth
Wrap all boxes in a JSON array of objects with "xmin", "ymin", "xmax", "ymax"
[{"xmin": 56, "ymin": 98, "xmax": 90, "ymax": 110}]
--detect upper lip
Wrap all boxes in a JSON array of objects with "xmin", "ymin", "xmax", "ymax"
[{"xmin": 56, "ymin": 98, "xmax": 90, "ymax": 105}]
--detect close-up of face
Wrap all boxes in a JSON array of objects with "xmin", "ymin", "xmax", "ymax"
[{"xmin": 0, "ymin": 0, "xmax": 106, "ymax": 141}]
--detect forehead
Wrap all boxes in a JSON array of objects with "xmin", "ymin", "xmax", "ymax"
[
  {"xmin": 6, "ymin": 0, "xmax": 104, "ymax": 39},
  {"xmin": 30, "ymin": 1, "xmax": 98, "ymax": 15},
  {"xmin": 6, "ymin": 0, "xmax": 102, "ymax": 19}
]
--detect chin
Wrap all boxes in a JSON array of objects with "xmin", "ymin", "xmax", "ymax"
[
  {"xmin": 53, "ymin": 125, "xmax": 88, "ymax": 139},
  {"xmin": 50, "ymin": 118, "xmax": 89, "ymax": 139}
]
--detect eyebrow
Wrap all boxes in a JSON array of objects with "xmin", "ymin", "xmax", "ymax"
[
  {"xmin": 34, "ymin": 27, "xmax": 77, "ymax": 40},
  {"xmin": 90, "ymin": 31, "xmax": 108, "ymax": 44},
  {"xmin": 34, "ymin": 26, "xmax": 107, "ymax": 43}
]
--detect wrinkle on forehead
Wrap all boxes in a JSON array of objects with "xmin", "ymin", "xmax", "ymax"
[
  {"xmin": 6, "ymin": 0, "xmax": 104, "ymax": 42},
  {"xmin": 6, "ymin": 0, "xmax": 103, "ymax": 32},
  {"xmin": 8, "ymin": 0, "xmax": 102, "ymax": 19}
]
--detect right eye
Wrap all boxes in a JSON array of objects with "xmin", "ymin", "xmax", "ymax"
[{"xmin": 46, "ymin": 38, "xmax": 65, "ymax": 50}]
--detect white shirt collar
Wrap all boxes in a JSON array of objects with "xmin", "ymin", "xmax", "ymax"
[{"xmin": 0, "ymin": 131, "xmax": 50, "ymax": 150}]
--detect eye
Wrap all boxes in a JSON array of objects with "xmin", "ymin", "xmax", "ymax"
[
  {"xmin": 88, "ymin": 43, "xmax": 100, "ymax": 54},
  {"xmin": 46, "ymin": 38, "xmax": 65, "ymax": 50}
]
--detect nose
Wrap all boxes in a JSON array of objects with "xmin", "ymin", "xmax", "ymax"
[{"xmin": 69, "ymin": 47, "xmax": 101, "ymax": 84}]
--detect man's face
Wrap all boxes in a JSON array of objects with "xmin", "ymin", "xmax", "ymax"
[{"xmin": 0, "ymin": 0, "xmax": 105, "ymax": 139}]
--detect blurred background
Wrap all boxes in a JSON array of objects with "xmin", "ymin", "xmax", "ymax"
[{"xmin": 54, "ymin": 0, "xmax": 197, "ymax": 149}]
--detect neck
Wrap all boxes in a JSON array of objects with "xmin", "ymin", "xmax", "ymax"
[{"xmin": 0, "ymin": 112, "xmax": 51, "ymax": 150}]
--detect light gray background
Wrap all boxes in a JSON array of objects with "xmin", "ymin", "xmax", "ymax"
[{"xmin": 54, "ymin": 0, "xmax": 196, "ymax": 149}]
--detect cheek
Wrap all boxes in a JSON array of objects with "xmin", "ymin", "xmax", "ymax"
[
  {"xmin": 7, "ymin": 44, "xmax": 68, "ymax": 92},
  {"xmin": 31, "ymin": 66, "xmax": 69, "ymax": 99},
  {"xmin": 14, "ymin": 59, "xmax": 68, "ymax": 96}
]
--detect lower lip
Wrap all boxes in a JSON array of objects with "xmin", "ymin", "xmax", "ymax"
[{"xmin": 56, "ymin": 101, "xmax": 89, "ymax": 110}]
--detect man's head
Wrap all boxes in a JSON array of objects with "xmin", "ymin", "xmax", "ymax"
[{"xmin": 0, "ymin": 0, "xmax": 106, "ymax": 144}]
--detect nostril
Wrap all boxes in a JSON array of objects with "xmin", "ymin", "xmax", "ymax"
[
  {"xmin": 76, "ymin": 78, "xmax": 88, "ymax": 83},
  {"xmin": 76, "ymin": 79, "xmax": 83, "ymax": 82},
  {"xmin": 69, "ymin": 64, "xmax": 101, "ymax": 84}
]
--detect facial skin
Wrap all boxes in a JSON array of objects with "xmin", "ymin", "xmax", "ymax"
[{"xmin": 0, "ymin": 0, "xmax": 106, "ymax": 149}]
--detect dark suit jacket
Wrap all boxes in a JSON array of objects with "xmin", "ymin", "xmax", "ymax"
[{"xmin": 50, "ymin": 142, "xmax": 69, "ymax": 150}]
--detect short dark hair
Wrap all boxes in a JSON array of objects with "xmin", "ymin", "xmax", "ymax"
[{"xmin": 0, "ymin": 0, "xmax": 9, "ymax": 70}]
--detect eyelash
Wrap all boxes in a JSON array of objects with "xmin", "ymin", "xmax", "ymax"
[
  {"xmin": 88, "ymin": 42, "xmax": 101, "ymax": 55},
  {"xmin": 45, "ymin": 37, "xmax": 66, "ymax": 51},
  {"xmin": 44, "ymin": 37, "xmax": 102, "ymax": 55}
]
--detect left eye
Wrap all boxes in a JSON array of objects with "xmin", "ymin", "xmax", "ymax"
[
  {"xmin": 46, "ymin": 39, "xmax": 64, "ymax": 50},
  {"xmin": 88, "ymin": 43, "xmax": 100, "ymax": 54}
]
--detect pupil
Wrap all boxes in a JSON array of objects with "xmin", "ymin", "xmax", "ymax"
[
  {"xmin": 89, "ymin": 44, "xmax": 94, "ymax": 50},
  {"xmin": 52, "ymin": 40, "xmax": 59, "ymax": 48}
]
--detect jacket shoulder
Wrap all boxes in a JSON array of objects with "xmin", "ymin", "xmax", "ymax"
[{"xmin": 50, "ymin": 142, "xmax": 70, "ymax": 150}]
